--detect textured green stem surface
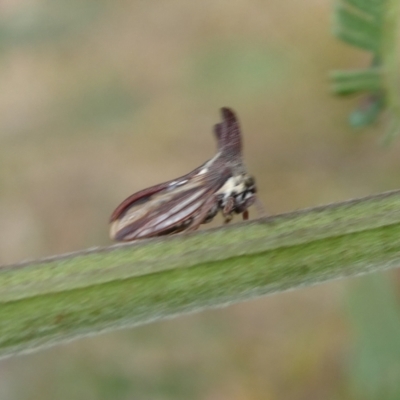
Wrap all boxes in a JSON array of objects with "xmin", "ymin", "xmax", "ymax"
[{"xmin": 2, "ymin": 190, "xmax": 400, "ymax": 358}]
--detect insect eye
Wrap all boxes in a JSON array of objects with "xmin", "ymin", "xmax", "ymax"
[{"xmin": 245, "ymin": 176, "xmax": 255, "ymax": 187}]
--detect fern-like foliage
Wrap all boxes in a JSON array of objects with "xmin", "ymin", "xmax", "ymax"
[{"xmin": 331, "ymin": 0, "xmax": 400, "ymax": 142}]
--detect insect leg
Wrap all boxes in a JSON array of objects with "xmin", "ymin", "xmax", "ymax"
[
  {"xmin": 235, "ymin": 196, "xmax": 255, "ymax": 220},
  {"xmin": 222, "ymin": 196, "xmax": 235, "ymax": 224}
]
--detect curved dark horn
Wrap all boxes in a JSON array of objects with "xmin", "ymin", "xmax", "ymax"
[
  {"xmin": 213, "ymin": 123, "xmax": 223, "ymax": 150},
  {"xmin": 218, "ymin": 107, "xmax": 242, "ymax": 158}
]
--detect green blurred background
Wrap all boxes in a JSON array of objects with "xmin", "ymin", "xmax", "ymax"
[{"xmin": 1, "ymin": 0, "xmax": 400, "ymax": 399}]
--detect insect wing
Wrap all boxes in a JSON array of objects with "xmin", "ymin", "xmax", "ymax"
[
  {"xmin": 109, "ymin": 164, "xmax": 207, "ymax": 225},
  {"xmin": 110, "ymin": 181, "xmax": 171, "ymax": 224},
  {"xmin": 110, "ymin": 169, "xmax": 230, "ymax": 241},
  {"xmin": 119, "ymin": 186, "xmax": 206, "ymax": 240}
]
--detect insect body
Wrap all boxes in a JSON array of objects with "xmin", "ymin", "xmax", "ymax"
[{"xmin": 110, "ymin": 107, "xmax": 258, "ymax": 241}]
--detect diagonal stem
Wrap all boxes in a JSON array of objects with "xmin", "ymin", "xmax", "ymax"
[{"xmin": 2, "ymin": 189, "xmax": 400, "ymax": 358}]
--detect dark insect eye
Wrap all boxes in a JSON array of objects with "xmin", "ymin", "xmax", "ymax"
[{"xmin": 245, "ymin": 176, "xmax": 255, "ymax": 187}]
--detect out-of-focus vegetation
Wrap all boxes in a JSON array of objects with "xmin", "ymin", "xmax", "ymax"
[
  {"xmin": 331, "ymin": 0, "xmax": 400, "ymax": 139},
  {"xmin": 0, "ymin": 0, "xmax": 400, "ymax": 399}
]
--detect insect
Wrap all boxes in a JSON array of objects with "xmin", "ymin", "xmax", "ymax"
[{"xmin": 110, "ymin": 107, "xmax": 260, "ymax": 242}]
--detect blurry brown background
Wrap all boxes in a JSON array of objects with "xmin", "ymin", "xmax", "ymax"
[{"xmin": 1, "ymin": 0, "xmax": 400, "ymax": 399}]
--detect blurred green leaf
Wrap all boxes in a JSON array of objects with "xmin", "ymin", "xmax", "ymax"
[
  {"xmin": 345, "ymin": 0, "xmax": 384, "ymax": 17},
  {"xmin": 334, "ymin": 4, "xmax": 381, "ymax": 52},
  {"xmin": 349, "ymin": 93, "xmax": 384, "ymax": 127},
  {"xmin": 330, "ymin": 68, "xmax": 382, "ymax": 95},
  {"xmin": 331, "ymin": 0, "xmax": 400, "ymax": 140}
]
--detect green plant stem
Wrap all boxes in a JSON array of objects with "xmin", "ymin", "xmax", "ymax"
[{"xmin": 2, "ymin": 190, "xmax": 400, "ymax": 358}]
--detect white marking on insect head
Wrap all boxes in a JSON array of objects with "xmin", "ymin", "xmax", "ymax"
[{"xmin": 216, "ymin": 175, "xmax": 246, "ymax": 199}]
